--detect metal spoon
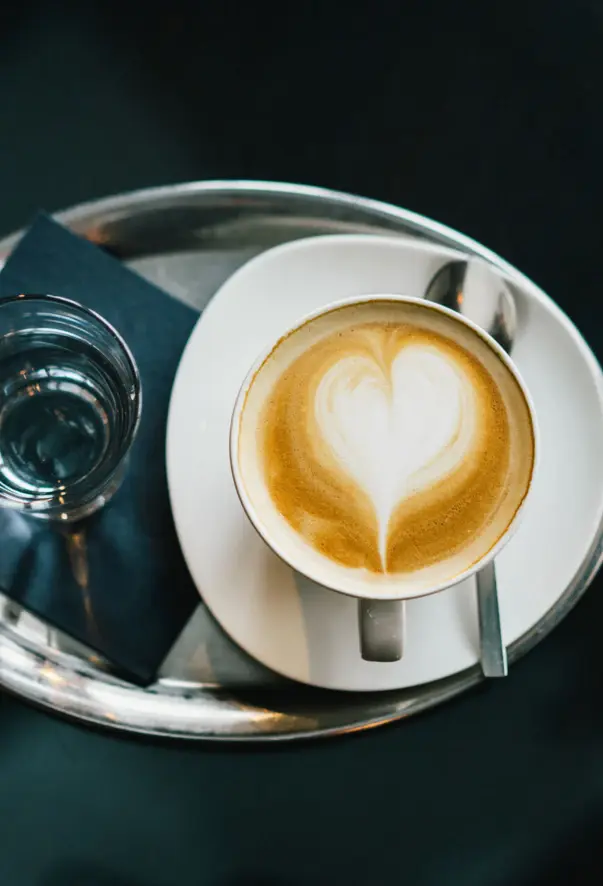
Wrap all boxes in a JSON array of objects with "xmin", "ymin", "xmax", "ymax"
[{"xmin": 424, "ymin": 258, "xmax": 518, "ymax": 677}]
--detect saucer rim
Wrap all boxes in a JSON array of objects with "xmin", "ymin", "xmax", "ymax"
[{"xmin": 167, "ymin": 231, "xmax": 603, "ymax": 692}]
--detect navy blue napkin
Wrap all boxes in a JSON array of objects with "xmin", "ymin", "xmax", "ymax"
[{"xmin": 0, "ymin": 215, "xmax": 200, "ymax": 684}]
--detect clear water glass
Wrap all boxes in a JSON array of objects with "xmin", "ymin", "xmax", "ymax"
[{"xmin": 0, "ymin": 294, "xmax": 141, "ymax": 521}]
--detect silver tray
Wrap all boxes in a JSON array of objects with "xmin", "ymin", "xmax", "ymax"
[{"xmin": 0, "ymin": 180, "xmax": 601, "ymax": 741}]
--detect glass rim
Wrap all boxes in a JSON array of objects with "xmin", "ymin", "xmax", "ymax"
[{"xmin": 0, "ymin": 291, "xmax": 141, "ymax": 400}]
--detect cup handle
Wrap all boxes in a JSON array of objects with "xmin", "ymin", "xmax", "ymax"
[{"xmin": 358, "ymin": 599, "xmax": 405, "ymax": 661}]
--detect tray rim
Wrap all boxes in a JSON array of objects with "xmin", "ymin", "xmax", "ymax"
[{"xmin": 0, "ymin": 179, "xmax": 601, "ymax": 741}]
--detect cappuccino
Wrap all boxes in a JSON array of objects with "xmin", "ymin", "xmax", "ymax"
[{"xmin": 234, "ymin": 298, "xmax": 535, "ymax": 595}]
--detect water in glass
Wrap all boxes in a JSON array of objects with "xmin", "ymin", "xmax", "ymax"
[{"xmin": 0, "ymin": 295, "xmax": 140, "ymax": 520}]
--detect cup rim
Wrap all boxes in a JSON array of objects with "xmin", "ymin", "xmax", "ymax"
[{"xmin": 229, "ymin": 293, "xmax": 539, "ymax": 602}]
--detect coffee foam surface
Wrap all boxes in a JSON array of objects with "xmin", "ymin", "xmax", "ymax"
[{"xmin": 237, "ymin": 300, "xmax": 535, "ymax": 594}]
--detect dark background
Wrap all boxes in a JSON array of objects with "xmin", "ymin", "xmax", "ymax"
[{"xmin": 2, "ymin": 1, "xmax": 603, "ymax": 884}]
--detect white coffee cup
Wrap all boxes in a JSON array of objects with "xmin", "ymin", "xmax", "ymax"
[{"xmin": 230, "ymin": 295, "xmax": 538, "ymax": 662}]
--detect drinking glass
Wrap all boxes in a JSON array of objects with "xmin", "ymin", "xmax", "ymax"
[{"xmin": 0, "ymin": 294, "xmax": 141, "ymax": 521}]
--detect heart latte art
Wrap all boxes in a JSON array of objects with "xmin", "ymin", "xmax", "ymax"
[
  {"xmin": 237, "ymin": 301, "xmax": 535, "ymax": 587},
  {"xmin": 313, "ymin": 342, "xmax": 478, "ymax": 568}
]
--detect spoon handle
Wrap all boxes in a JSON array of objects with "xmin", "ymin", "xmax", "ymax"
[{"xmin": 476, "ymin": 560, "xmax": 508, "ymax": 677}]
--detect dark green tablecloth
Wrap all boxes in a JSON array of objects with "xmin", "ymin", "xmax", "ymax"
[{"xmin": 1, "ymin": 2, "xmax": 603, "ymax": 884}]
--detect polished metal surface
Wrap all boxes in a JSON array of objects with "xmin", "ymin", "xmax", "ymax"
[
  {"xmin": 476, "ymin": 562, "xmax": 508, "ymax": 677},
  {"xmin": 426, "ymin": 258, "xmax": 517, "ymax": 354},
  {"xmin": 0, "ymin": 180, "xmax": 599, "ymax": 741},
  {"xmin": 425, "ymin": 258, "xmax": 519, "ymax": 677}
]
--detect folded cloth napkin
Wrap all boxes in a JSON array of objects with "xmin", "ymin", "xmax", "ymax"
[{"xmin": 0, "ymin": 214, "xmax": 200, "ymax": 684}]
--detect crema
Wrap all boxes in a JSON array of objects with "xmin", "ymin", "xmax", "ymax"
[{"xmin": 236, "ymin": 300, "xmax": 535, "ymax": 592}]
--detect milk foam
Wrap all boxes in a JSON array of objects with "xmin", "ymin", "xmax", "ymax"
[
  {"xmin": 314, "ymin": 344, "xmax": 478, "ymax": 566},
  {"xmin": 237, "ymin": 298, "xmax": 536, "ymax": 591}
]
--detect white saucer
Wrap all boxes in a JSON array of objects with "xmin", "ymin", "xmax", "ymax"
[{"xmin": 166, "ymin": 234, "xmax": 603, "ymax": 691}]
